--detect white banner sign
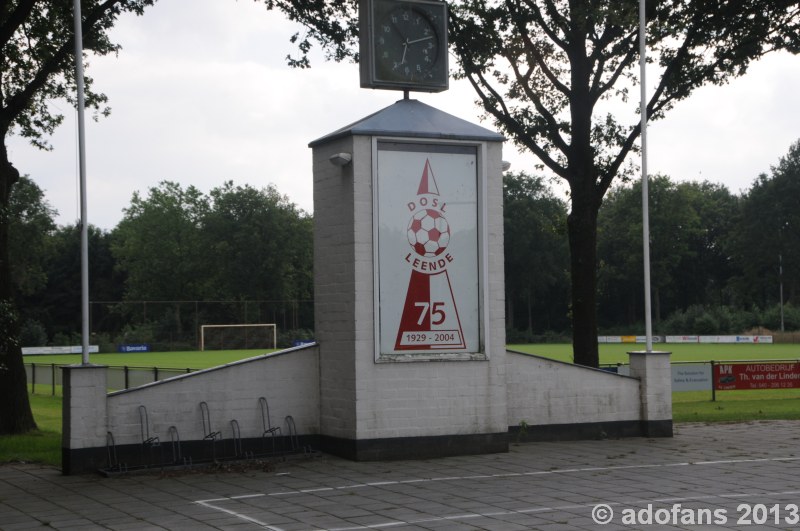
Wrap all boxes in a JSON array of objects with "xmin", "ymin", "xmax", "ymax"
[{"xmin": 22, "ymin": 345, "xmax": 99, "ymax": 355}]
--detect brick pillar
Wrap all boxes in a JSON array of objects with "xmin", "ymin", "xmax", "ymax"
[
  {"xmin": 628, "ymin": 351, "xmax": 673, "ymax": 437},
  {"xmin": 62, "ymin": 364, "xmax": 108, "ymax": 474}
]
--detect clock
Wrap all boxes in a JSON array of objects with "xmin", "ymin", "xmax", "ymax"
[{"xmin": 360, "ymin": 0, "xmax": 449, "ymax": 92}]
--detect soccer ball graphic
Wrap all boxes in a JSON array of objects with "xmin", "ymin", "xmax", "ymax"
[{"xmin": 407, "ymin": 209, "xmax": 450, "ymax": 257}]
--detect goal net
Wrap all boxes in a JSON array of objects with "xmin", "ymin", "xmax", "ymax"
[{"xmin": 200, "ymin": 324, "xmax": 277, "ymax": 351}]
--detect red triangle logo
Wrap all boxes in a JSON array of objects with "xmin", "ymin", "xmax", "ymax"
[{"xmin": 416, "ymin": 159, "xmax": 440, "ymax": 196}]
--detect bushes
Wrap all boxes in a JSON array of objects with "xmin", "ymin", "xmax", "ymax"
[
  {"xmin": 19, "ymin": 319, "xmax": 47, "ymax": 347},
  {"xmin": 510, "ymin": 303, "xmax": 799, "ymax": 340},
  {"xmin": 657, "ymin": 304, "xmax": 794, "ymax": 335}
]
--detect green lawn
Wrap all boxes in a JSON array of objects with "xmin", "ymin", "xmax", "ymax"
[
  {"xmin": 673, "ymin": 389, "xmax": 800, "ymax": 423},
  {"xmin": 509, "ymin": 342, "xmax": 800, "ymax": 365},
  {"xmin": 0, "ymin": 394, "xmax": 62, "ymax": 466},
  {"xmin": 26, "ymin": 343, "xmax": 800, "ymax": 370},
  {"xmin": 22, "ymin": 348, "xmax": 277, "ymax": 369}
]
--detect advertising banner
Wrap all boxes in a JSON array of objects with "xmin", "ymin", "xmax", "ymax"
[
  {"xmin": 714, "ymin": 362, "xmax": 800, "ymax": 390},
  {"xmin": 117, "ymin": 344, "xmax": 151, "ymax": 353},
  {"xmin": 666, "ymin": 335, "xmax": 699, "ymax": 344},
  {"xmin": 699, "ymin": 335, "xmax": 774, "ymax": 344},
  {"xmin": 375, "ymin": 142, "xmax": 481, "ymax": 359}
]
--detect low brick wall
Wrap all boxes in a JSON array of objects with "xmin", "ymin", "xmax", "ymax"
[
  {"xmin": 506, "ymin": 350, "xmax": 651, "ymax": 440},
  {"xmin": 62, "ymin": 344, "xmax": 320, "ymax": 474},
  {"xmin": 107, "ymin": 344, "xmax": 320, "ymax": 445},
  {"xmin": 62, "ymin": 345, "xmax": 672, "ymax": 474}
]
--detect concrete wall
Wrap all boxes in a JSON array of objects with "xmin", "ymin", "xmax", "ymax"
[
  {"xmin": 506, "ymin": 350, "xmax": 644, "ymax": 439},
  {"xmin": 106, "ymin": 345, "xmax": 320, "ymax": 447}
]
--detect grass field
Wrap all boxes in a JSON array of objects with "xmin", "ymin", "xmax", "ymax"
[
  {"xmin": 22, "ymin": 349, "xmax": 277, "ymax": 369},
  {"xmin": 23, "ymin": 343, "xmax": 800, "ymax": 369},
  {"xmin": 0, "ymin": 394, "xmax": 62, "ymax": 466},
  {"xmin": 6, "ymin": 343, "xmax": 800, "ymax": 467},
  {"xmin": 509, "ymin": 342, "xmax": 800, "ymax": 364}
]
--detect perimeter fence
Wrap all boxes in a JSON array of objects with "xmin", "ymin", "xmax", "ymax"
[{"xmin": 26, "ymin": 363, "xmax": 198, "ymax": 395}]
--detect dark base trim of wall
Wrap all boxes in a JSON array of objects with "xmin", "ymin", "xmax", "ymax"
[
  {"xmin": 317, "ymin": 432, "xmax": 509, "ymax": 461},
  {"xmin": 509, "ymin": 419, "xmax": 673, "ymax": 443},
  {"xmin": 62, "ymin": 421, "xmax": 673, "ymax": 475},
  {"xmin": 63, "ymin": 434, "xmax": 316, "ymax": 475}
]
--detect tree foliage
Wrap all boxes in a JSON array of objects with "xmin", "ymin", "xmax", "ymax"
[
  {"xmin": 204, "ymin": 182, "xmax": 313, "ymax": 302},
  {"xmin": 597, "ymin": 176, "xmax": 739, "ymax": 327},
  {"xmin": 113, "ymin": 181, "xmax": 210, "ymax": 302},
  {"xmin": 503, "ymin": 172, "xmax": 569, "ymax": 336},
  {"xmin": 112, "ymin": 180, "xmax": 313, "ymax": 303},
  {"xmin": 8, "ymin": 176, "xmax": 56, "ymax": 296},
  {"xmin": 729, "ymin": 140, "xmax": 800, "ymax": 310},
  {"xmin": 109, "ymin": 181, "xmax": 313, "ymax": 341}
]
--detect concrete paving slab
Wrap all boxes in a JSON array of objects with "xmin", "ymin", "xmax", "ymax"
[{"xmin": 3, "ymin": 421, "xmax": 800, "ymax": 530}]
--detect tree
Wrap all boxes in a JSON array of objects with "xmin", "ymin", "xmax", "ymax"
[
  {"xmin": 729, "ymin": 139, "xmax": 800, "ymax": 310},
  {"xmin": 1, "ymin": 0, "xmax": 155, "ymax": 434},
  {"xmin": 267, "ymin": 0, "xmax": 800, "ymax": 367},
  {"xmin": 112, "ymin": 181, "xmax": 210, "ymax": 338},
  {"xmin": 503, "ymin": 172, "xmax": 568, "ymax": 336},
  {"xmin": 204, "ymin": 181, "xmax": 313, "ymax": 302},
  {"xmin": 24, "ymin": 223, "xmax": 124, "ymax": 345},
  {"xmin": 597, "ymin": 176, "xmax": 736, "ymax": 327},
  {"xmin": 8, "ymin": 176, "xmax": 57, "ymax": 298},
  {"xmin": 111, "ymin": 180, "xmax": 313, "ymax": 343}
]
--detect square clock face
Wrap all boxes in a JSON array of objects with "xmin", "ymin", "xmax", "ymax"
[{"xmin": 359, "ymin": 0, "xmax": 449, "ymax": 92}]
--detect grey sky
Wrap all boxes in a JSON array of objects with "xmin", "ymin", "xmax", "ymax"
[{"xmin": 7, "ymin": 0, "xmax": 800, "ymax": 229}]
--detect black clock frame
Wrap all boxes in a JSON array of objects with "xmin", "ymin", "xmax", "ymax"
[{"xmin": 359, "ymin": 0, "xmax": 449, "ymax": 93}]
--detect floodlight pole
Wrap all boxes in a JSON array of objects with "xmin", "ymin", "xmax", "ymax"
[
  {"xmin": 639, "ymin": 0, "xmax": 654, "ymax": 352},
  {"xmin": 73, "ymin": 0, "xmax": 90, "ymax": 365}
]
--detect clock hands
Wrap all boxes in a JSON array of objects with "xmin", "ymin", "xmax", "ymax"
[
  {"xmin": 406, "ymin": 35, "xmax": 434, "ymax": 46},
  {"xmin": 399, "ymin": 34, "xmax": 433, "ymax": 68}
]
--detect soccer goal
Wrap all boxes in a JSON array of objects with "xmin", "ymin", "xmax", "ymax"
[{"xmin": 199, "ymin": 324, "xmax": 277, "ymax": 351}]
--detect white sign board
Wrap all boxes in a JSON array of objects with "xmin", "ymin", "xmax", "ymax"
[
  {"xmin": 671, "ymin": 364, "xmax": 712, "ymax": 392},
  {"xmin": 616, "ymin": 363, "xmax": 713, "ymax": 391},
  {"xmin": 375, "ymin": 142, "xmax": 483, "ymax": 360}
]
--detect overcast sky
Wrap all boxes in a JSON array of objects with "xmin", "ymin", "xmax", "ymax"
[{"xmin": 7, "ymin": 0, "xmax": 800, "ymax": 230}]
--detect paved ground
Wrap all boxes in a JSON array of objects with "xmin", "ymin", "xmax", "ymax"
[{"xmin": 2, "ymin": 421, "xmax": 800, "ymax": 530}]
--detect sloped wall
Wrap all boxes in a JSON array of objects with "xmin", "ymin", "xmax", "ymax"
[
  {"xmin": 63, "ymin": 345, "xmax": 320, "ymax": 474},
  {"xmin": 106, "ymin": 345, "xmax": 320, "ymax": 446},
  {"xmin": 506, "ymin": 350, "xmax": 645, "ymax": 440}
]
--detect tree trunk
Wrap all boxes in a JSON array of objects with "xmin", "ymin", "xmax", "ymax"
[
  {"xmin": 0, "ymin": 139, "xmax": 38, "ymax": 435},
  {"xmin": 567, "ymin": 187, "xmax": 601, "ymax": 368},
  {"xmin": 653, "ymin": 286, "xmax": 661, "ymax": 324},
  {"xmin": 505, "ymin": 288, "xmax": 515, "ymax": 332},
  {"xmin": 526, "ymin": 289, "xmax": 533, "ymax": 333}
]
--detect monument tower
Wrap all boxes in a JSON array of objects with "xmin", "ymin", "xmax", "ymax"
[{"xmin": 309, "ymin": 0, "xmax": 508, "ymax": 459}]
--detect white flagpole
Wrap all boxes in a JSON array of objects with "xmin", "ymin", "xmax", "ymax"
[
  {"xmin": 73, "ymin": 0, "xmax": 90, "ymax": 365},
  {"xmin": 639, "ymin": 0, "xmax": 654, "ymax": 352}
]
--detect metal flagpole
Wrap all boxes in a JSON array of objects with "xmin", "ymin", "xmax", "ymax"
[
  {"xmin": 639, "ymin": 0, "xmax": 654, "ymax": 352},
  {"xmin": 73, "ymin": 0, "xmax": 90, "ymax": 365}
]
